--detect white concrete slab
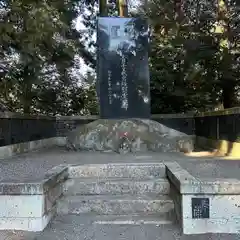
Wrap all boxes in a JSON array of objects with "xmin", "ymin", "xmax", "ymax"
[
  {"xmin": 182, "ymin": 194, "xmax": 240, "ymax": 219},
  {"xmin": 180, "ymin": 194, "xmax": 240, "ymax": 234},
  {"xmin": 0, "ymin": 206, "xmax": 56, "ymax": 232},
  {"xmin": 167, "ymin": 161, "xmax": 240, "ymax": 234},
  {"xmin": 0, "ymin": 195, "xmax": 44, "ymax": 218},
  {"xmin": 0, "ymin": 164, "xmax": 66, "ymax": 231},
  {"xmin": 183, "ymin": 218, "xmax": 240, "ymax": 235}
]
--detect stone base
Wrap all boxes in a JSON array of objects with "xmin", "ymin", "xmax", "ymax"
[
  {"xmin": 0, "ymin": 207, "xmax": 56, "ymax": 231},
  {"xmin": 182, "ymin": 218, "xmax": 240, "ymax": 234},
  {"xmin": 66, "ymin": 119, "xmax": 194, "ymax": 153},
  {"xmin": 166, "ymin": 162, "xmax": 240, "ymax": 234},
  {"xmin": 0, "ymin": 165, "xmax": 68, "ymax": 231},
  {"xmin": 0, "ymin": 137, "xmax": 67, "ymax": 160},
  {"xmin": 182, "ymin": 194, "xmax": 240, "ymax": 234}
]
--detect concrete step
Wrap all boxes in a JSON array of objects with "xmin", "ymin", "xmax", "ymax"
[
  {"xmin": 53, "ymin": 213, "xmax": 175, "ymax": 225},
  {"xmin": 63, "ymin": 178, "xmax": 170, "ymax": 195},
  {"xmin": 68, "ymin": 163, "xmax": 166, "ymax": 179},
  {"xmin": 57, "ymin": 194, "xmax": 174, "ymax": 215},
  {"xmin": 90, "ymin": 213, "xmax": 175, "ymax": 225}
]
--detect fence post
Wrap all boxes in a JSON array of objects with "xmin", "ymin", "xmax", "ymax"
[
  {"xmin": 216, "ymin": 117, "xmax": 219, "ymax": 140},
  {"xmin": 193, "ymin": 116, "xmax": 196, "ymax": 136}
]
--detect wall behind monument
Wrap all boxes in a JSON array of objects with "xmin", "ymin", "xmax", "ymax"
[
  {"xmin": 195, "ymin": 107, "xmax": 240, "ymax": 142},
  {"xmin": 0, "ymin": 113, "xmax": 194, "ymax": 147},
  {"xmin": 0, "ymin": 112, "xmax": 56, "ymax": 147},
  {"xmin": 194, "ymin": 107, "xmax": 240, "ymax": 156},
  {"xmin": 1, "ymin": 108, "xmax": 240, "ymax": 157}
]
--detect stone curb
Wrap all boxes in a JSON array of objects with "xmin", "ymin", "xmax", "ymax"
[
  {"xmin": 188, "ymin": 178, "xmax": 240, "ymax": 195},
  {"xmin": 0, "ymin": 165, "xmax": 68, "ymax": 195},
  {"xmin": 0, "ymin": 164, "xmax": 68, "ymax": 231},
  {"xmin": 165, "ymin": 162, "xmax": 198, "ymax": 194},
  {"xmin": 165, "ymin": 162, "xmax": 240, "ymax": 194},
  {"xmin": 0, "ymin": 137, "xmax": 67, "ymax": 160},
  {"xmin": 42, "ymin": 165, "xmax": 69, "ymax": 193}
]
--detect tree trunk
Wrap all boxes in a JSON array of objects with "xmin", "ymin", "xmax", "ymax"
[
  {"xmin": 99, "ymin": 0, "xmax": 108, "ymax": 16},
  {"xmin": 217, "ymin": 0, "xmax": 236, "ymax": 109},
  {"xmin": 118, "ymin": 0, "xmax": 128, "ymax": 17},
  {"xmin": 22, "ymin": 65, "xmax": 33, "ymax": 114},
  {"xmin": 222, "ymin": 81, "xmax": 236, "ymax": 109},
  {"xmin": 23, "ymin": 81, "xmax": 32, "ymax": 114}
]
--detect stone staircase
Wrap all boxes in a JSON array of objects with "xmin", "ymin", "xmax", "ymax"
[
  {"xmin": 4, "ymin": 161, "xmax": 237, "ymax": 239},
  {"xmin": 56, "ymin": 163, "xmax": 176, "ymax": 226}
]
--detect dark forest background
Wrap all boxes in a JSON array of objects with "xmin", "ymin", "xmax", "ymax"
[{"xmin": 1, "ymin": 0, "xmax": 240, "ymax": 115}]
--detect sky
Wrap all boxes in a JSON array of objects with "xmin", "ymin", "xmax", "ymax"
[
  {"xmin": 74, "ymin": 0, "xmax": 141, "ymax": 75},
  {"xmin": 75, "ymin": 16, "xmax": 93, "ymax": 75}
]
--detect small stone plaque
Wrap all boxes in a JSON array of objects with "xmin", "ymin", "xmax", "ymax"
[{"xmin": 192, "ymin": 198, "xmax": 210, "ymax": 219}]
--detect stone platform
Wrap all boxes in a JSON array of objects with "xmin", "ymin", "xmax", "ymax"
[
  {"xmin": 0, "ymin": 146, "xmax": 240, "ymax": 239},
  {"xmin": 0, "ymin": 165, "xmax": 68, "ymax": 231},
  {"xmin": 166, "ymin": 161, "xmax": 240, "ymax": 234}
]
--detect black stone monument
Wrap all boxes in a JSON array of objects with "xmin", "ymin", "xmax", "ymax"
[{"xmin": 97, "ymin": 17, "xmax": 150, "ymax": 119}]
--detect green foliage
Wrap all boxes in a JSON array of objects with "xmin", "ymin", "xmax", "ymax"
[
  {"xmin": 1, "ymin": 0, "xmax": 240, "ymax": 116},
  {"xmin": 81, "ymin": 0, "xmax": 240, "ymax": 114},
  {"xmin": 0, "ymin": 0, "xmax": 98, "ymax": 115},
  {"xmin": 141, "ymin": 0, "xmax": 240, "ymax": 113}
]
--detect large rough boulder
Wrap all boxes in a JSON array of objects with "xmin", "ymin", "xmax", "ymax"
[{"xmin": 66, "ymin": 119, "xmax": 194, "ymax": 153}]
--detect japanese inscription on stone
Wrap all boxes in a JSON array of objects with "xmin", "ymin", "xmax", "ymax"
[
  {"xmin": 121, "ymin": 54, "xmax": 128, "ymax": 110},
  {"xmin": 192, "ymin": 198, "xmax": 210, "ymax": 219},
  {"xmin": 108, "ymin": 70, "xmax": 112, "ymax": 104}
]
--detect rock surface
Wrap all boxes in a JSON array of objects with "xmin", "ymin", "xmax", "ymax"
[{"xmin": 66, "ymin": 119, "xmax": 194, "ymax": 153}]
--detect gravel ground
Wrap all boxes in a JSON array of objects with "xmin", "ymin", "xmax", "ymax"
[
  {"xmin": 2, "ymin": 215, "xmax": 239, "ymax": 240},
  {"xmin": 179, "ymin": 160, "xmax": 240, "ymax": 180},
  {"xmin": 0, "ymin": 230, "xmax": 36, "ymax": 240},
  {"xmin": 0, "ymin": 147, "xmax": 239, "ymax": 182},
  {"xmin": 0, "ymin": 147, "xmax": 178, "ymax": 182},
  {"xmin": 0, "ymin": 148, "xmax": 240, "ymax": 239}
]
